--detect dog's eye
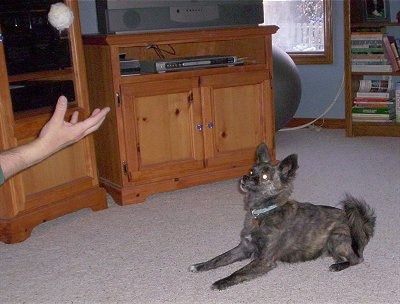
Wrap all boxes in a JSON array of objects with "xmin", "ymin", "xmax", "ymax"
[
  {"xmin": 249, "ymin": 170, "xmax": 254, "ymax": 176},
  {"xmin": 262, "ymin": 174, "xmax": 268, "ymax": 180}
]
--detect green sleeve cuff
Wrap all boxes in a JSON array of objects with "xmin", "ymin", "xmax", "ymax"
[{"xmin": 0, "ymin": 165, "xmax": 5, "ymax": 185}]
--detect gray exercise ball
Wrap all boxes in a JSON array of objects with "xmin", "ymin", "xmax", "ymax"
[{"xmin": 272, "ymin": 45, "xmax": 302, "ymax": 130}]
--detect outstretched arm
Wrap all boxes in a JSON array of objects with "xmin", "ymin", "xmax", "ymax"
[{"xmin": 0, "ymin": 96, "xmax": 110, "ymax": 183}]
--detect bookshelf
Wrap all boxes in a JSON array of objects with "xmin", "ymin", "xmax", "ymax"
[{"xmin": 344, "ymin": 1, "xmax": 400, "ymax": 137}]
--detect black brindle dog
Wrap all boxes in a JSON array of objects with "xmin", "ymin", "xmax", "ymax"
[{"xmin": 189, "ymin": 143, "xmax": 376, "ymax": 290}]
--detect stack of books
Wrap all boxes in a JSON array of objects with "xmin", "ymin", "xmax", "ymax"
[
  {"xmin": 351, "ymin": 31, "xmax": 400, "ymax": 72},
  {"xmin": 352, "ymin": 79, "xmax": 396, "ymax": 122}
]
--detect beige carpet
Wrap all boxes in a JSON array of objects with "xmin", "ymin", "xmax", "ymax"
[{"xmin": 1, "ymin": 129, "xmax": 399, "ymax": 304}]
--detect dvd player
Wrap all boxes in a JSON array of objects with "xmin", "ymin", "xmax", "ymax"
[{"xmin": 140, "ymin": 55, "xmax": 241, "ymax": 73}]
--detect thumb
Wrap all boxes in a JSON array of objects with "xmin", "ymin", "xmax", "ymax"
[{"xmin": 50, "ymin": 96, "xmax": 68, "ymax": 124}]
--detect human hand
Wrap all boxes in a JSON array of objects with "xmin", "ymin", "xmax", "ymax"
[{"xmin": 38, "ymin": 96, "xmax": 110, "ymax": 155}]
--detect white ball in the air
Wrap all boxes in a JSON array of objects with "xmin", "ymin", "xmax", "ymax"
[{"xmin": 48, "ymin": 2, "xmax": 74, "ymax": 31}]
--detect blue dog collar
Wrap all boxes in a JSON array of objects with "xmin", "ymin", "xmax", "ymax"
[{"xmin": 251, "ymin": 204, "xmax": 279, "ymax": 218}]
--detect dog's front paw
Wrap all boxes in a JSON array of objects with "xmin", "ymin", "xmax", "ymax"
[
  {"xmin": 188, "ymin": 263, "xmax": 205, "ymax": 273},
  {"xmin": 329, "ymin": 261, "xmax": 350, "ymax": 272},
  {"xmin": 188, "ymin": 264, "xmax": 199, "ymax": 273},
  {"xmin": 211, "ymin": 278, "xmax": 232, "ymax": 291}
]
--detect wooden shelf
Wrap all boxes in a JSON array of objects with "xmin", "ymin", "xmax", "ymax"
[
  {"xmin": 351, "ymin": 121, "xmax": 400, "ymax": 137},
  {"xmin": 8, "ymin": 68, "xmax": 74, "ymax": 83},
  {"xmin": 351, "ymin": 22, "xmax": 400, "ymax": 28}
]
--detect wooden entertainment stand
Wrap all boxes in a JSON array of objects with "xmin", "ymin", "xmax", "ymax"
[{"xmin": 83, "ymin": 26, "xmax": 278, "ymax": 205}]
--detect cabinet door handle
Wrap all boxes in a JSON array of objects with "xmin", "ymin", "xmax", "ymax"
[
  {"xmin": 196, "ymin": 124, "xmax": 203, "ymax": 131},
  {"xmin": 115, "ymin": 92, "xmax": 121, "ymax": 107},
  {"xmin": 207, "ymin": 122, "xmax": 214, "ymax": 129}
]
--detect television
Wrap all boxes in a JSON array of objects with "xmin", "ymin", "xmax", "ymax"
[{"xmin": 94, "ymin": 0, "xmax": 264, "ymax": 34}]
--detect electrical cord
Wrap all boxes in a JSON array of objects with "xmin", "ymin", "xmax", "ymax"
[
  {"xmin": 278, "ymin": 73, "xmax": 345, "ymax": 132},
  {"xmin": 146, "ymin": 44, "xmax": 176, "ymax": 59}
]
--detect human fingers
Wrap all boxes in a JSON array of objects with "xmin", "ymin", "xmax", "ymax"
[
  {"xmin": 49, "ymin": 96, "xmax": 68, "ymax": 124},
  {"xmin": 78, "ymin": 108, "xmax": 109, "ymax": 135},
  {"xmin": 69, "ymin": 111, "xmax": 80, "ymax": 124},
  {"xmin": 90, "ymin": 108, "xmax": 101, "ymax": 116},
  {"xmin": 80, "ymin": 115, "xmax": 108, "ymax": 137}
]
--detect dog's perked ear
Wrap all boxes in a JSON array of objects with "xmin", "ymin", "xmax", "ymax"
[
  {"xmin": 278, "ymin": 154, "xmax": 298, "ymax": 182},
  {"xmin": 256, "ymin": 143, "xmax": 270, "ymax": 163}
]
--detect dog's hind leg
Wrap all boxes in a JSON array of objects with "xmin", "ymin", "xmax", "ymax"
[
  {"xmin": 189, "ymin": 242, "xmax": 253, "ymax": 273},
  {"xmin": 327, "ymin": 233, "xmax": 363, "ymax": 272},
  {"xmin": 211, "ymin": 258, "xmax": 277, "ymax": 290}
]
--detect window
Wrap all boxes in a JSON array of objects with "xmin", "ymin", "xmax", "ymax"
[{"xmin": 263, "ymin": 0, "xmax": 333, "ymax": 64}]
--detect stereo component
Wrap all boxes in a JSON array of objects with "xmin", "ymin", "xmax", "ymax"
[
  {"xmin": 120, "ymin": 58, "xmax": 140, "ymax": 76},
  {"xmin": 140, "ymin": 55, "xmax": 241, "ymax": 73}
]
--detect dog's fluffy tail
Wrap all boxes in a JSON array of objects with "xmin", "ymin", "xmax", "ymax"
[{"xmin": 341, "ymin": 194, "xmax": 376, "ymax": 258}]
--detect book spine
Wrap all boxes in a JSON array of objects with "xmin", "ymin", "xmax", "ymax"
[
  {"xmin": 357, "ymin": 79, "xmax": 391, "ymax": 92},
  {"xmin": 351, "ymin": 64, "xmax": 393, "ymax": 72},
  {"xmin": 396, "ymin": 82, "xmax": 400, "ymax": 122},
  {"xmin": 351, "ymin": 107, "xmax": 392, "ymax": 114},
  {"xmin": 351, "ymin": 48, "xmax": 384, "ymax": 54},
  {"xmin": 353, "ymin": 97, "xmax": 393, "ymax": 102},
  {"xmin": 356, "ymin": 92, "xmax": 391, "ymax": 98},
  {"xmin": 390, "ymin": 42, "xmax": 400, "ymax": 67},
  {"xmin": 382, "ymin": 35, "xmax": 400, "ymax": 71},
  {"xmin": 351, "ymin": 53, "xmax": 387, "ymax": 60}
]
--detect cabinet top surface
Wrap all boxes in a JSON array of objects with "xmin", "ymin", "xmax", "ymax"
[{"xmin": 82, "ymin": 25, "xmax": 279, "ymax": 46}]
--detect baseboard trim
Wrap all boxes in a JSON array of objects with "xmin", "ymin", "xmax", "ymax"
[{"xmin": 284, "ymin": 118, "xmax": 345, "ymax": 129}]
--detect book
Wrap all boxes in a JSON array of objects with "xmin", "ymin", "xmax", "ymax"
[
  {"xmin": 351, "ymin": 28, "xmax": 383, "ymax": 34},
  {"xmin": 351, "ymin": 58, "xmax": 390, "ymax": 65},
  {"xmin": 352, "ymin": 116, "xmax": 395, "ymax": 122},
  {"xmin": 351, "ymin": 53, "xmax": 387, "ymax": 60},
  {"xmin": 353, "ymin": 96, "xmax": 394, "ymax": 107},
  {"xmin": 356, "ymin": 91, "xmax": 393, "ymax": 98},
  {"xmin": 352, "ymin": 114, "xmax": 395, "ymax": 122},
  {"xmin": 352, "ymin": 111, "xmax": 395, "ymax": 118},
  {"xmin": 352, "ymin": 107, "xmax": 394, "ymax": 114},
  {"xmin": 351, "ymin": 64, "xmax": 393, "ymax": 72},
  {"xmin": 351, "ymin": 48, "xmax": 384, "ymax": 54},
  {"xmin": 353, "ymin": 97, "xmax": 392, "ymax": 102},
  {"xmin": 382, "ymin": 35, "xmax": 400, "ymax": 71},
  {"xmin": 355, "ymin": 79, "xmax": 392, "ymax": 93},
  {"xmin": 351, "ymin": 53, "xmax": 389, "ymax": 63},
  {"xmin": 353, "ymin": 101, "xmax": 394, "ymax": 108},
  {"xmin": 351, "ymin": 31, "xmax": 384, "ymax": 38},
  {"xmin": 395, "ymin": 82, "xmax": 400, "ymax": 122},
  {"xmin": 390, "ymin": 41, "xmax": 400, "ymax": 67}
]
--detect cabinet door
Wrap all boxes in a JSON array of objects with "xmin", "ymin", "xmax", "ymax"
[
  {"xmin": 120, "ymin": 78, "xmax": 204, "ymax": 183},
  {"xmin": 200, "ymin": 70, "xmax": 272, "ymax": 168}
]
